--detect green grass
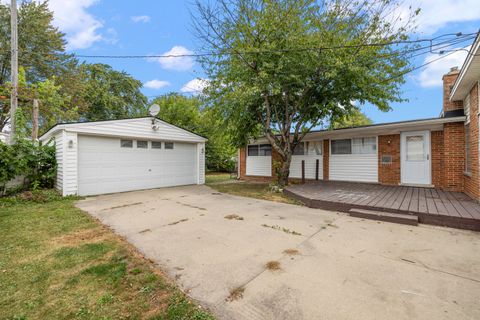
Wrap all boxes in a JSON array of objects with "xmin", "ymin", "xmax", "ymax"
[
  {"xmin": 205, "ymin": 172, "xmax": 234, "ymax": 184},
  {"xmin": 206, "ymin": 181, "xmax": 302, "ymax": 205},
  {"xmin": 0, "ymin": 191, "xmax": 214, "ymax": 320}
]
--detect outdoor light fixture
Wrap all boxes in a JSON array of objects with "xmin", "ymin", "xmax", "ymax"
[{"xmin": 68, "ymin": 140, "xmax": 74, "ymax": 148}]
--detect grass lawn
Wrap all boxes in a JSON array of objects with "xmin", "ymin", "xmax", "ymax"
[
  {"xmin": 205, "ymin": 173, "xmax": 301, "ymax": 205},
  {"xmin": 0, "ymin": 191, "xmax": 214, "ymax": 320}
]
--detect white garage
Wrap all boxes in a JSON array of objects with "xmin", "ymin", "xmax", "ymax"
[{"xmin": 39, "ymin": 117, "xmax": 206, "ymax": 196}]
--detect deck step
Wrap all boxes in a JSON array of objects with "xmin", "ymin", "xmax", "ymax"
[{"xmin": 349, "ymin": 208, "xmax": 418, "ymax": 226}]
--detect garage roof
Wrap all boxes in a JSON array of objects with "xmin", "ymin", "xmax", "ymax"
[{"xmin": 39, "ymin": 117, "xmax": 207, "ymax": 143}]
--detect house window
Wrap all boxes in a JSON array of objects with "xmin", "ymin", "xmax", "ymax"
[
  {"xmin": 311, "ymin": 141, "xmax": 322, "ymax": 155},
  {"xmin": 137, "ymin": 140, "xmax": 148, "ymax": 148},
  {"xmin": 165, "ymin": 142, "xmax": 174, "ymax": 149},
  {"xmin": 406, "ymin": 136, "xmax": 424, "ymax": 161},
  {"xmin": 331, "ymin": 137, "xmax": 376, "ymax": 155},
  {"xmin": 465, "ymin": 123, "xmax": 471, "ymax": 173},
  {"xmin": 331, "ymin": 139, "xmax": 352, "ymax": 154},
  {"xmin": 120, "ymin": 139, "xmax": 133, "ymax": 148},
  {"xmin": 352, "ymin": 137, "xmax": 376, "ymax": 154},
  {"xmin": 247, "ymin": 144, "xmax": 271, "ymax": 156},
  {"xmin": 293, "ymin": 142, "xmax": 306, "ymax": 155},
  {"xmin": 151, "ymin": 141, "xmax": 162, "ymax": 149}
]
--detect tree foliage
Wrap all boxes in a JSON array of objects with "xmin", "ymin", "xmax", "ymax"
[
  {"xmin": 152, "ymin": 93, "xmax": 236, "ymax": 171},
  {"xmin": 193, "ymin": 0, "xmax": 418, "ymax": 185},
  {"xmin": 330, "ymin": 109, "xmax": 373, "ymax": 129},
  {"xmin": 0, "ymin": 1, "xmax": 72, "ymax": 131}
]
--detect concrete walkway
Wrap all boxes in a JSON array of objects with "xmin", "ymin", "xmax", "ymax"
[{"xmin": 76, "ymin": 185, "xmax": 480, "ymax": 320}]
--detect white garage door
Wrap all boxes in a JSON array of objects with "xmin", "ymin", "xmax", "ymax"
[{"xmin": 78, "ymin": 135, "xmax": 197, "ymax": 196}]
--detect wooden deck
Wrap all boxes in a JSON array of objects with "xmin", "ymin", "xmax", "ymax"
[{"xmin": 285, "ymin": 181, "xmax": 480, "ymax": 231}]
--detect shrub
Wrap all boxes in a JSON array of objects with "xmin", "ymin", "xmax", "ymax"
[{"xmin": 0, "ymin": 140, "xmax": 57, "ymax": 195}]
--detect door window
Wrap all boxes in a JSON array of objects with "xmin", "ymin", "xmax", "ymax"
[{"xmin": 406, "ymin": 135, "xmax": 424, "ymax": 161}]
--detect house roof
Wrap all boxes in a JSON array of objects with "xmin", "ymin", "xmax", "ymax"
[
  {"xmin": 450, "ymin": 31, "xmax": 480, "ymax": 101},
  {"xmin": 39, "ymin": 117, "xmax": 207, "ymax": 143},
  {"xmin": 250, "ymin": 116, "xmax": 465, "ymax": 143}
]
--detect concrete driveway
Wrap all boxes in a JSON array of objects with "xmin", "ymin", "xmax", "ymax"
[{"xmin": 76, "ymin": 185, "xmax": 480, "ymax": 320}]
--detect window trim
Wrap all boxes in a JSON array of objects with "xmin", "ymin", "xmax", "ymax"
[
  {"xmin": 120, "ymin": 139, "xmax": 133, "ymax": 148},
  {"xmin": 136, "ymin": 140, "xmax": 148, "ymax": 149},
  {"xmin": 247, "ymin": 144, "xmax": 272, "ymax": 157},
  {"xmin": 164, "ymin": 142, "xmax": 174, "ymax": 150},
  {"xmin": 330, "ymin": 136, "xmax": 377, "ymax": 155},
  {"xmin": 151, "ymin": 141, "xmax": 162, "ymax": 149}
]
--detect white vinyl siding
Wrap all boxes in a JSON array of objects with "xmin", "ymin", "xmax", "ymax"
[
  {"xmin": 63, "ymin": 131, "xmax": 78, "ymax": 196},
  {"xmin": 329, "ymin": 137, "xmax": 378, "ymax": 183},
  {"xmin": 246, "ymin": 156, "xmax": 272, "ymax": 176},
  {"xmin": 290, "ymin": 156, "xmax": 323, "ymax": 179},
  {"xmin": 54, "ymin": 132, "xmax": 63, "ymax": 192},
  {"xmin": 197, "ymin": 143, "xmax": 205, "ymax": 184},
  {"xmin": 290, "ymin": 141, "xmax": 323, "ymax": 179},
  {"xmin": 329, "ymin": 154, "xmax": 378, "ymax": 182}
]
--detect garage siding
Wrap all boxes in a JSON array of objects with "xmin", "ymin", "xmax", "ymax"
[
  {"xmin": 197, "ymin": 143, "xmax": 205, "ymax": 184},
  {"xmin": 54, "ymin": 132, "xmax": 63, "ymax": 192},
  {"xmin": 67, "ymin": 118, "xmax": 202, "ymax": 143}
]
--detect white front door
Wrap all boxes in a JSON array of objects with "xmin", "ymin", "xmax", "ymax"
[{"xmin": 401, "ymin": 130, "xmax": 431, "ymax": 185}]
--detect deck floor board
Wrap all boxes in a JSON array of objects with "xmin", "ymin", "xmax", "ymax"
[{"xmin": 285, "ymin": 181, "xmax": 480, "ymax": 231}]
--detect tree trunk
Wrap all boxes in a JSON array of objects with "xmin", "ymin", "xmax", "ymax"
[{"xmin": 276, "ymin": 151, "xmax": 292, "ymax": 187}]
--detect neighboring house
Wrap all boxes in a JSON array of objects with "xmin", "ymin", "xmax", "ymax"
[
  {"xmin": 239, "ymin": 34, "xmax": 480, "ymax": 201},
  {"xmin": 39, "ymin": 117, "xmax": 206, "ymax": 196}
]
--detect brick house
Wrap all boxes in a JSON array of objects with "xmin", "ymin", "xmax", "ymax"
[{"xmin": 238, "ymin": 34, "xmax": 480, "ymax": 201}]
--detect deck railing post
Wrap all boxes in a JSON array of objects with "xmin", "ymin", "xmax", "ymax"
[
  {"xmin": 315, "ymin": 159, "xmax": 319, "ymax": 180},
  {"xmin": 301, "ymin": 160, "xmax": 305, "ymax": 184}
]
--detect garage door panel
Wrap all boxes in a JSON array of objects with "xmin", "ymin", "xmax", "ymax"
[{"xmin": 78, "ymin": 135, "xmax": 197, "ymax": 196}]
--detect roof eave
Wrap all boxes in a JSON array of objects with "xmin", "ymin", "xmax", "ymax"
[{"xmin": 450, "ymin": 32, "xmax": 480, "ymax": 101}]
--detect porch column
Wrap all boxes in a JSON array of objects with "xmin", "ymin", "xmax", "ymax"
[{"xmin": 323, "ymin": 139, "xmax": 329, "ymax": 181}]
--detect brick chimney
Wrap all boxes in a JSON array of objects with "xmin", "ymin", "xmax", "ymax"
[{"xmin": 442, "ymin": 66, "xmax": 463, "ymax": 115}]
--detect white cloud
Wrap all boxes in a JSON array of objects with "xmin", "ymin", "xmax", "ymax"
[
  {"xmin": 180, "ymin": 78, "xmax": 209, "ymax": 95},
  {"xmin": 395, "ymin": 0, "xmax": 480, "ymax": 34},
  {"xmin": 148, "ymin": 46, "xmax": 195, "ymax": 71},
  {"xmin": 47, "ymin": 0, "xmax": 104, "ymax": 50},
  {"xmin": 131, "ymin": 15, "xmax": 151, "ymax": 23},
  {"xmin": 144, "ymin": 79, "xmax": 171, "ymax": 89},
  {"xmin": 417, "ymin": 47, "xmax": 469, "ymax": 87}
]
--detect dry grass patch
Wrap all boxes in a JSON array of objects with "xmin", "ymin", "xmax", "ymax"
[
  {"xmin": 227, "ymin": 286, "xmax": 245, "ymax": 302},
  {"xmin": 265, "ymin": 260, "xmax": 281, "ymax": 271},
  {"xmin": 224, "ymin": 214, "xmax": 244, "ymax": 220},
  {"xmin": 283, "ymin": 249, "xmax": 300, "ymax": 256},
  {"xmin": 167, "ymin": 218, "xmax": 189, "ymax": 226},
  {"xmin": 261, "ymin": 224, "xmax": 302, "ymax": 236},
  {"xmin": 207, "ymin": 182, "xmax": 302, "ymax": 205},
  {"xmin": 0, "ymin": 197, "xmax": 213, "ymax": 320}
]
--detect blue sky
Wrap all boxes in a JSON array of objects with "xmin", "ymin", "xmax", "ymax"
[{"xmin": 46, "ymin": 0, "xmax": 480, "ymax": 124}]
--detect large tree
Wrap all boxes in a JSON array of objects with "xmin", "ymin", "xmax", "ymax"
[
  {"xmin": 78, "ymin": 63, "xmax": 147, "ymax": 121},
  {"xmin": 152, "ymin": 93, "xmax": 236, "ymax": 171},
  {"xmin": 330, "ymin": 109, "xmax": 372, "ymax": 129},
  {"xmin": 194, "ymin": 0, "xmax": 418, "ymax": 185},
  {"xmin": 0, "ymin": 1, "xmax": 73, "ymax": 131}
]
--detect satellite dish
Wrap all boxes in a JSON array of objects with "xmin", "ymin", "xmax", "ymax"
[{"xmin": 149, "ymin": 104, "xmax": 160, "ymax": 117}]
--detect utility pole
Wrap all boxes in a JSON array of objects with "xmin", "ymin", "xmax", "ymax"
[
  {"xmin": 32, "ymin": 99, "xmax": 38, "ymax": 141},
  {"xmin": 9, "ymin": 0, "xmax": 18, "ymax": 144}
]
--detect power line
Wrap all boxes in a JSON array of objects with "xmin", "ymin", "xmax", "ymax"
[{"xmin": 74, "ymin": 31, "xmax": 478, "ymax": 59}]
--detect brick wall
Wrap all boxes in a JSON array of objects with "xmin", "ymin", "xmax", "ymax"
[
  {"xmin": 443, "ymin": 122, "xmax": 465, "ymax": 191},
  {"xmin": 378, "ymin": 135, "xmax": 400, "ymax": 185},
  {"xmin": 323, "ymin": 140, "xmax": 329, "ymax": 181},
  {"xmin": 442, "ymin": 68, "xmax": 463, "ymax": 113},
  {"xmin": 431, "ymin": 131, "xmax": 444, "ymax": 188},
  {"xmin": 464, "ymin": 83, "xmax": 479, "ymax": 199}
]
